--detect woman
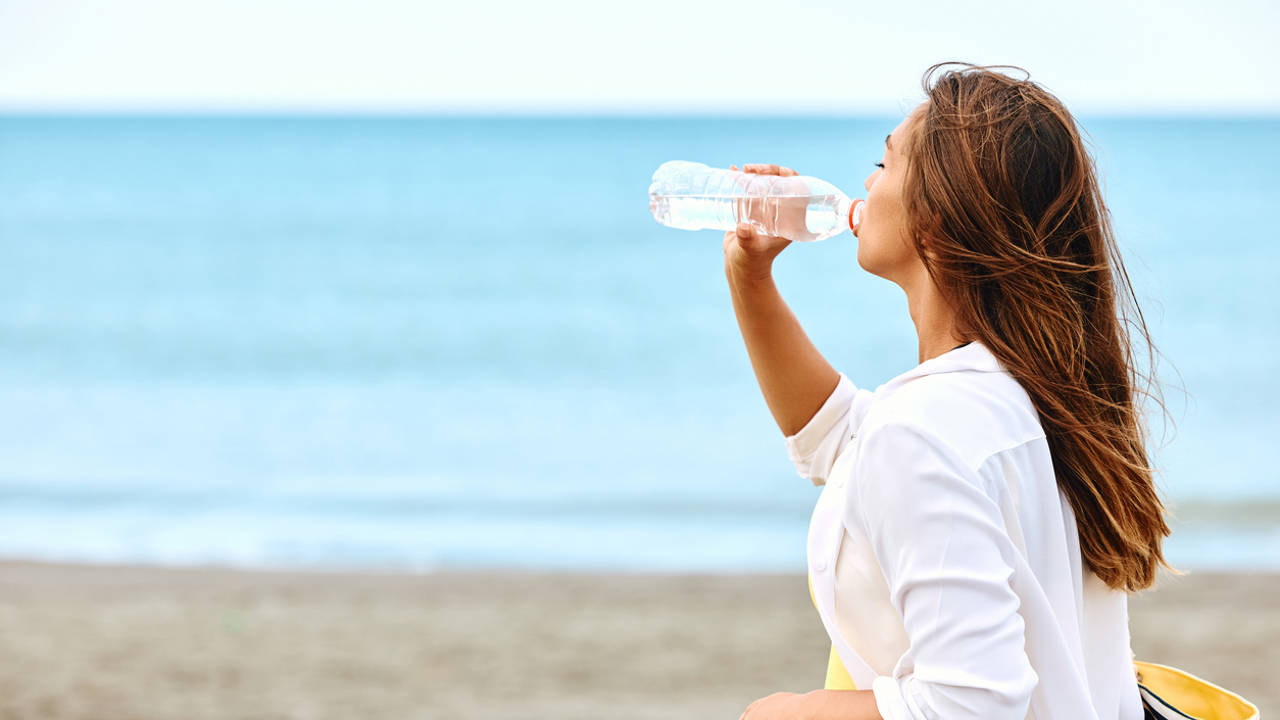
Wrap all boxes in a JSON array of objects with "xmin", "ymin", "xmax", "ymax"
[{"xmin": 724, "ymin": 63, "xmax": 1174, "ymax": 720}]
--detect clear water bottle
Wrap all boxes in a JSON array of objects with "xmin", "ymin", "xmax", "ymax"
[{"xmin": 648, "ymin": 160, "xmax": 864, "ymax": 243}]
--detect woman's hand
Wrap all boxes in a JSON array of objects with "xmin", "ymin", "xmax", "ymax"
[{"xmin": 723, "ymin": 163, "xmax": 801, "ymax": 282}]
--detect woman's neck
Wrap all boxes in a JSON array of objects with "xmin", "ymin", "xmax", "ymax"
[{"xmin": 903, "ymin": 272, "xmax": 968, "ymax": 364}]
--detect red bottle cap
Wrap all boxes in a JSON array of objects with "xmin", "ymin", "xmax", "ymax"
[{"xmin": 848, "ymin": 198, "xmax": 864, "ymax": 234}]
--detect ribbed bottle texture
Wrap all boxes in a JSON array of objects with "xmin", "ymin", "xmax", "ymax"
[{"xmin": 648, "ymin": 160, "xmax": 862, "ymax": 243}]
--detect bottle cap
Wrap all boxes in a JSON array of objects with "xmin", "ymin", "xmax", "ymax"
[{"xmin": 848, "ymin": 198, "xmax": 865, "ymax": 235}]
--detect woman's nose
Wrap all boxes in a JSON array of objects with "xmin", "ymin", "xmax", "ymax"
[{"xmin": 864, "ymin": 172, "xmax": 875, "ymax": 192}]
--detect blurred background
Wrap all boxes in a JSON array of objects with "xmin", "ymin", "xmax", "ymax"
[
  {"xmin": 2, "ymin": 0, "xmax": 1277, "ymax": 574},
  {"xmin": 1, "ymin": 1, "xmax": 1277, "ymax": 718}
]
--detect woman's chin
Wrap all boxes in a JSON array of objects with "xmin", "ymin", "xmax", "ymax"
[{"xmin": 855, "ymin": 241, "xmax": 882, "ymax": 276}]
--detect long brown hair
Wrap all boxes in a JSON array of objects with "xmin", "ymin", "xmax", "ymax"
[{"xmin": 901, "ymin": 62, "xmax": 1179, "ymax": 592}]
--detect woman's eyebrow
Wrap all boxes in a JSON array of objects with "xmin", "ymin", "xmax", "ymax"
[{"xmin": 885, "ymin": 134, "xmax": 893, "ymax": 151}]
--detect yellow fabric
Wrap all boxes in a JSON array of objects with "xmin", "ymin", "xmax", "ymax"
[
  {"xmin": 1134, "ymin": 660, "xmax": 1258, "ymax": 720},
  {"xmin": 808, "ymin": 571, "xmax": 858, "ymax": 690},
  {"xmin": 825, "ymin": 643, "xmax": 857, "ymax": 690}
]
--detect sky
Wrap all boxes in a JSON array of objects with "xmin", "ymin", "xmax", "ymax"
[{"xmin": 1, "ymin": 0, "xmax": 1278, "ymax": 114}]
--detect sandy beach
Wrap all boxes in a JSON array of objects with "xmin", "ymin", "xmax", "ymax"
[{"xmin": 0, "ymin": 561, "xmax": 1271, "ymax": 719}]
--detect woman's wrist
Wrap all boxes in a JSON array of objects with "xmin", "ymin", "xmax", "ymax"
[{"xmin": 725, "ymin": 257, "xmax": 775, "ymax": 289}]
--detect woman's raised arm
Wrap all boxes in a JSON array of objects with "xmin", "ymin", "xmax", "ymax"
[{"xmin": 723, "ymin": 163, "xmax": 841, "ymax": 438}]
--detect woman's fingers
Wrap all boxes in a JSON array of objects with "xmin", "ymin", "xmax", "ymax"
[{"xmin": 741, "ymin": 163, "xmax": 798, "ymax": 176}]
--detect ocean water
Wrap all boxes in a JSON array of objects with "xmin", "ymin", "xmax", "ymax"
[{"xmin": 0, "ymin": 114, "xmax": 1277, "ymax": 572}]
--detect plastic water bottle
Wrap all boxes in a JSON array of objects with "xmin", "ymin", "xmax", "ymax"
[{"xmin": 648, "ymin": 160, "xmax": 864, "ymax": 243}]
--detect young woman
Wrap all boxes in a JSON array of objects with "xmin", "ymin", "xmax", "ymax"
[{"xmin": 724, "ymin": 63, "xmax": 1173, "ymax": 720}]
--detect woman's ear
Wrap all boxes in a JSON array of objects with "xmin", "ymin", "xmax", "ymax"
[
  {"xmin": 916, "ymin": 214, "xmax": 947, "ymax": 264},
  {"xmin": 918, "ymin": 235, "xmax": 940, "ymax": 264}
]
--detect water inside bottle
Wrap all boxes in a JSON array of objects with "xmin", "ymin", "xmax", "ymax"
[{"xmin": 650, "ymin": 192, "xmax": 844, "ymax": 242}]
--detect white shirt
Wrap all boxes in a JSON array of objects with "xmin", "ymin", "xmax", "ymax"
[{"xmin": 786, "ymin": 340, "xmax": 1144, "ymax": 720}]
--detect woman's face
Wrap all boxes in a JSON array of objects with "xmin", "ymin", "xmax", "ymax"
[{"xmin": 857, "ymin": 104, "xmax": 926, "ymax": 285}]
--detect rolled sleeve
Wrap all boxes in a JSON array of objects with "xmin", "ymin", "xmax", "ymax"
[
  {"xmin": 784, "ymin": 372, "xmax": 861, "ymax": 486},
  {"xmin": 872, "ymin": 675, "xmax": 918, "ymax": 720},
  {"xmin": 854, "ymin": 422, "xmax": 1038, "ymax": 720}
]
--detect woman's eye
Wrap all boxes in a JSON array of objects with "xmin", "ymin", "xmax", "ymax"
[{"xmin": 873, "ymin": 162, "xmax": 886, "ymax": 169}]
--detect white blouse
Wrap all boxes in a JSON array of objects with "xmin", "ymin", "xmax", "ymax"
[{"xmin": 785, "ymin": 340, "xmax": 1144, "ymax": 720}]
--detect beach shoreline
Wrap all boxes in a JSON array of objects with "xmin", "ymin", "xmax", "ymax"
[{"xmin": 0, "ymin": 560, "xmax": 1272, "ymax": 719}]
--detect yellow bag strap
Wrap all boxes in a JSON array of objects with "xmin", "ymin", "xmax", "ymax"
[{"xmin": 1134, "ymin": 660, "xmax": 1258, "ymax": 720}]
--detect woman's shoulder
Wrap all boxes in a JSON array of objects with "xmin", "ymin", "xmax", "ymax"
[{"xmin": 861, "ymin": 370, "xmax": 1047, "ymax": 471}]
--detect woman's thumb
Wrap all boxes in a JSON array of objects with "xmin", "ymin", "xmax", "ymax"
[{"xmin": 735, "ymin": 222, "xmax": 753, "ymax": 239}]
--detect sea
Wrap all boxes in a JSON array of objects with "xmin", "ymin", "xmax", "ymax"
[{"xmin": 0, "ymin": 114, "xmax": 1277, "ymax": 573}]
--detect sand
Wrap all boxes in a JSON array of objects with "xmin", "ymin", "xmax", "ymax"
[{"xmin": 0, "ymin": 561, "xmax": 1272, "ymax": 720}]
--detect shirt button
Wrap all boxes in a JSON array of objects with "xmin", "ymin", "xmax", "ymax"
[{"xmin": 815, "ymin": 558, "xmax": 828, "ymax": 572}]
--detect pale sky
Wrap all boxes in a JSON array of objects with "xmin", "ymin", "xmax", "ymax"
[{"xmin": 1, "ymin": 0, "xmax": 1277, "ymax": 114}]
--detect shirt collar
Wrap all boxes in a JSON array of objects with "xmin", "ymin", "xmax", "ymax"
[{"xmin": 879, "ymin": 339, "xmax": 1006, "ymax": 392}]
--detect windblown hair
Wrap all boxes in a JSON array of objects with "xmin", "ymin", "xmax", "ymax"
[{"xmin": 901, "ymin": 62, "xmax": 1178, "ymax": 592}]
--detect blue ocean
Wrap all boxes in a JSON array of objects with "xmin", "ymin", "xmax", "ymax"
[{"xmin": 0, "ymin": 115, "xmax": 1277, "ymax": 572}]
